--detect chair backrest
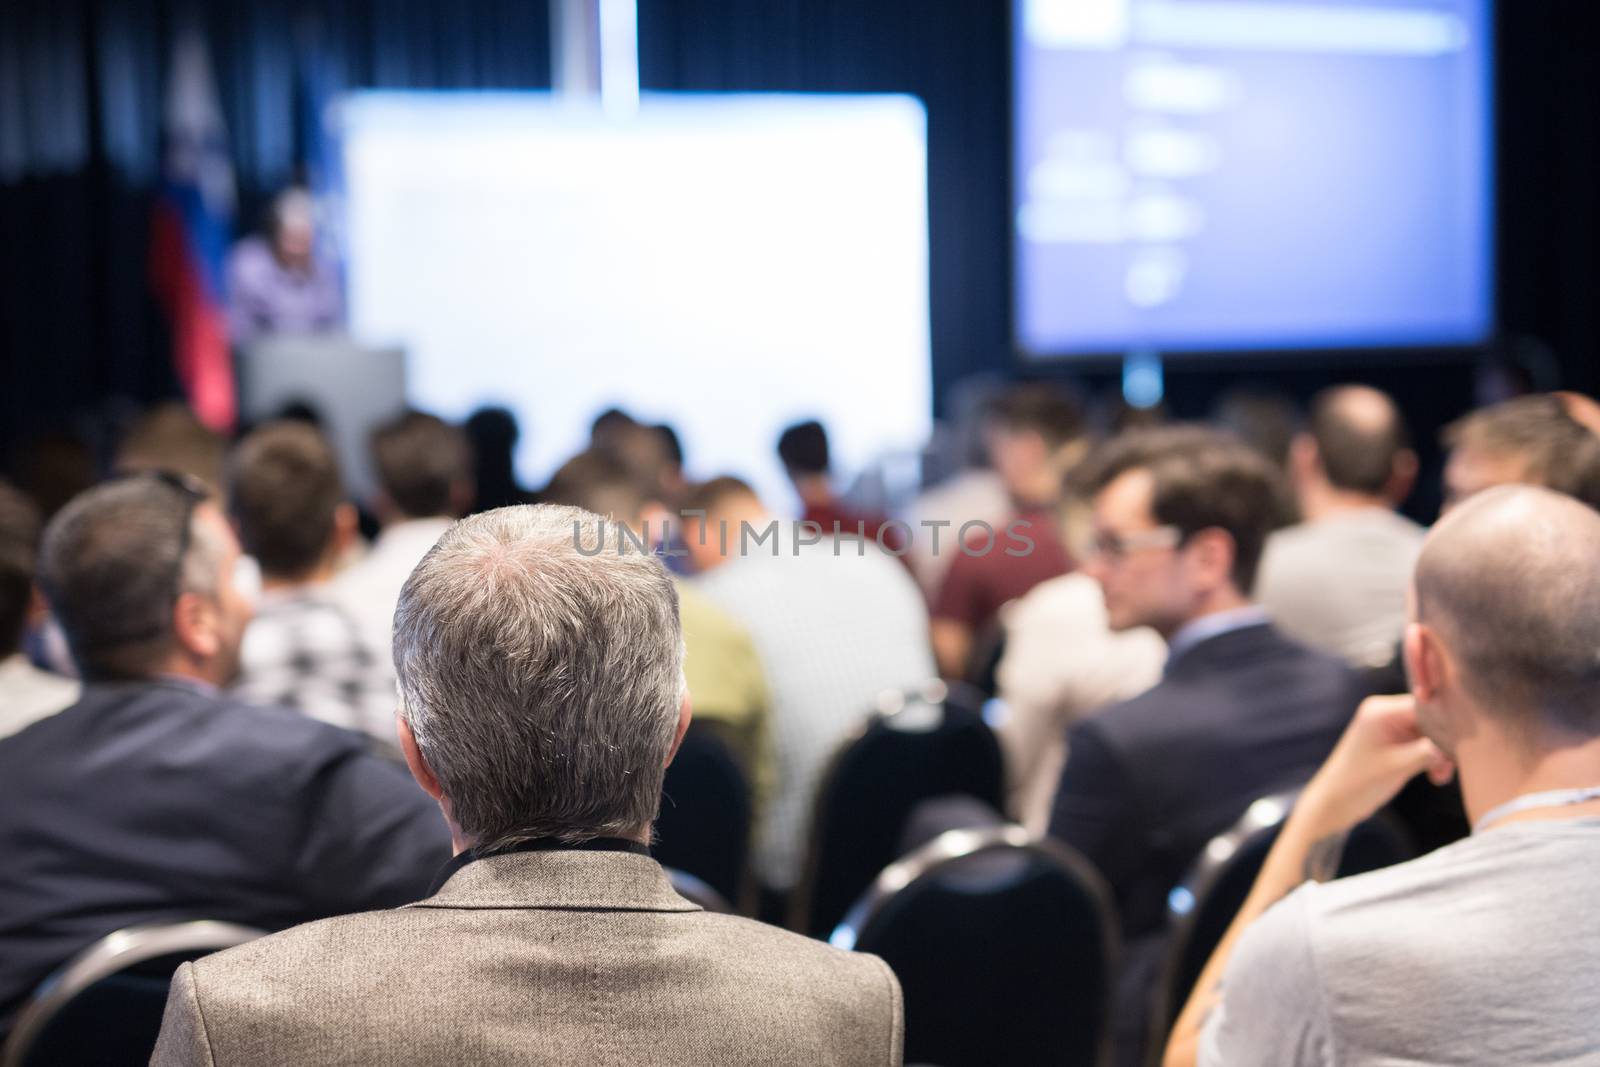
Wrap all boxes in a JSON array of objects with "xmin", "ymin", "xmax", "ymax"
[
  {"xmin": 666, "ymin": 867, "xmax": 734, "ymax": 914},
  {"xmin": 653, "ymin": 720, "xmax": 752, "ymax": 911},
  {"xmin": 834, "ymin": 825, "xmax": 1119, "ymax": 1067},
  {"xmin": 790, "ymin": 682, "xmax": 1006, "ymax": 937},
  {"xmin": 1, "ymin": 920, "xmax": 266, "ymax": 1067},
  {"xmin": 1145, "ymin": 791, "xmax": 1417, "ymax": 1061}
]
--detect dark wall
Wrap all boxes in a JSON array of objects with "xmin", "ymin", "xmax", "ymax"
[{"xmin": 3, "ymin": 0, "xmax": 1597, "ymax": 510}]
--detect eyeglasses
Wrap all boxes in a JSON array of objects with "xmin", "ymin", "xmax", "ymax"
[{"xmin": 1086, "ymin": 523, "xmax": 1184, "ymax": 562}]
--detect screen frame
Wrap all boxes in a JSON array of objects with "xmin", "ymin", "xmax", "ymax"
[{"xmin": 1006, "ymin": 0, "xmax": 1499, "ymax": 367}]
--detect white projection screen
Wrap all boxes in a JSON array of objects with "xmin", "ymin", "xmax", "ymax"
[{"xmin": 338, "ymin": 92, "xmax": 931, "ymax": 509}]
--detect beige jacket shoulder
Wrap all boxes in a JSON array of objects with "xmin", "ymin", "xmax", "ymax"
[{"xmin": 151, "ymin": 849, "xmax": 902, "ymax": 1066}]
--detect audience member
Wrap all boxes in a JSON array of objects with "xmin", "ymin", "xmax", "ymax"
[
  {"xmin": 776, "ymin": 419, "xmax": 899, "ymax": 546},
  {"xmin": 333, "ymin": 410, "xmax": 472, "ymax": 655},
  {"xmin": 1168, "ymin": 486, "xmax": 1600, "ymax": 1067},
  {"xmin": 543, "ymin": 449, "xmax": 775, "ymax": 807},
  {"xmin": 1255, "ymin": 385, "xmax": 1424, "ymax": 668},
  {"xmin": 151, "ymin": 504, "xmax": 903, "ymax": 1066},
  {"xmin": 225, "ymin": 186, "xmax": 344, "ymax": 343},
  {"xmin": 115, "ymin": 401, "xmax": 228, "ymax": 497},
  {"xmin": 589, "ymin": 405, "xmax": 639, "ymax": 452},
  {"xmin": 1208, "ymin": 386, "xmax": 1300, "ymax": 472},
  {"xmin": 226, "ymin": 421, "xmax": 399, "ymax": 752},
  {"xmin": 464, "ymin": 406, "xmax": 535, "ymax": 513},
  {"xmin": 686, "ymin": 477, "xmax": 934, "ymax": 893},
  {"xmin": 653, "ymin": 422, "xmax": 690, "ymax": 504},
  {"xmin": 995, "ymin": 558, "xmax": 1165, "ymax": 831},
  {"xmin": 0, "ymin": 481, "xmax": 77, "ymax": 739},
  {"xmin": 930, "ymin": 383, "xmax": 1082, "ymax": 679},
  {"xmin": 1441, "ymin": 393, "xmax": 1600, "ymax": 511},
  {"xmin": 1048, "ymin": 426, "xmax": 1363, "ymax": 1065},
  {"xmin": 4, "ymin": 426, "xmax": 95, "ymax": 520},
  {"xmin": 0, "ymin": 474, "xmax": 448, "ymax": 1035},
  {"xmin": 903, "ymin": 375, "xmax": 1012, "ymax": 599}
]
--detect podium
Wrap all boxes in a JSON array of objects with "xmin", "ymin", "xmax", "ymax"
[{"xmin": 235, "ymin": 336, "xmax": 408, "ymax": 501}]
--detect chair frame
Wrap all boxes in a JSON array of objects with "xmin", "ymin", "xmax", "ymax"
[
  {"xmin": 787, "ymin": 678, "xmax": 995, "ymax": 934},
  {"xmin": 1, "ymin": 920, "xmax": 266, "ymax": 1067},
  {"xmin": 1144, "ymin": 790, "xmax": 1299, "ymax": 1066},
  {"xmin": 831, "ymin": 824, "xmax": 1121, "ymax": 1067}
]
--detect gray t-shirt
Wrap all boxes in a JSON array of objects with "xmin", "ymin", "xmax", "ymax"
[
  {"xmin": 1255, "ymin": 509, "xmax": 1425, "ymax": 669},
  {"xmin": 1201, "ymin": 818, "xmax": 1600, "ymax": 1066}
]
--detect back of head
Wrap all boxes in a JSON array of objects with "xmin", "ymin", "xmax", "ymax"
[
  {"xmin": 227, "ymin": 421, "xmax": 345, "ymax": 580},
  {"xmin": 392, "ymin": 504, "xmax": 684, "ymax": 849},
  {"xmin": 1444, "ymin": 394, "xmax": 1600, "ymax": 510},
  {"xmin": 987, "ymin": 383, "xmax": 1086, "ymax": 451},
  {"xmin": 39, "ymin": 476, "xmax": 224, "ymax": 680},
  {"xmin": 682, "ymin": 475, "xmax": 760, "ymax": 522},
  {"xmin": 653, "ymin": 424, "xmax": 684, "ymax": 470},
  {"xmin": 370, "ymin": 410, "xmax": 471, "ymax": 520},
  {"xmin": 464, "ymin": 406, "xmax": 520, "ymax": 460},
  {"xmin": 1415, "ymin": 485, "xmax": 1600, "ymax": 739},
  {"xmin": 1210, "ymin": 388, "xmax": 1299, "ymax": 469},
  {"xmin": 777, "ymin": 420, "xmax": 830, "ymax": 477},
  {"xmin": 116, "ymin": 402, "xmax": 227, "ymax": 496},
  {"xmin": 0, "ymin": 481, "xmax": 42, "ymax": 659},
  {"xmin": 542, "ymin": 449, "xmax": 649, "ymax": 522},
  {"xmin": 1309, "ymin": 385, "xmax": 1410, "ymax": 495},
  {"xmin": 590, "ymin": 407, "xmax": 639, "ymax": 452},
  {"xmin": 1085, "ymin": 425, "xmax": 1286, "ymax": 594}
]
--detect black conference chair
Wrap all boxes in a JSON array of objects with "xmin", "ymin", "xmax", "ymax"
[
  {"xmin": 789, "ymin": 681, "xmax": 1006, "ymax": 937},
  {"xmin": 833, "ymin": 825, "xmax": 1119, "ymax": 1067},
  {"xmin": 1144, "ymin": 791, "xmax": 1417, "ymax": 1062},
  {"xmin": 1, "ymin": 920, "xmax": 265, "ymax": 1067},
  {"xmin": 654, "ymin": 720, "xmax": 753, "ymax": 912}
]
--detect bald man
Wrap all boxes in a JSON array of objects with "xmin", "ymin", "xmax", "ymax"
[
  {"xmin": 1165, "ymin": 485, "xmax": 1600, "ymax": 1067},
  {"xmin": 1255, "ymin": 385, "xmax": 1424, "ymax": 667}
]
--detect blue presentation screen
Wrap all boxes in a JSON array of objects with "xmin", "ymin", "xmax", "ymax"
[{"xmin": 1013, "ymin": 0, "xmax": 1493, "ymax": 356}]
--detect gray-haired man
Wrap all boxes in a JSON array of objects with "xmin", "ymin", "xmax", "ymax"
[{"xmin": 153, "ymin": 504, "xmax": 903, "ymax": 1066}]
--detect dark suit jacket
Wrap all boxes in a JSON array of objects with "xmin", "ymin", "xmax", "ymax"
[
  {"xmin": 152, "ymin": 848, "xmax": 904, "ymax": 1067},
  {"xmin": 1047, "ymin": 622, "xmax": 1362, "ymax": 942},
  {"xmin": 0, "ymin": 679, "xmax": 450, "ymax": 1032}
]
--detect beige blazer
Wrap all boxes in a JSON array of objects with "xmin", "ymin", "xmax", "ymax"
[{"xmin": 150, "ymin": 849, "xmax": 903, "ymax": 1066}]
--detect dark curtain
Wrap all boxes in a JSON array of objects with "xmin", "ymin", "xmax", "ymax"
[
  {"xmin": 0, "ymin": 0, "xmax": 552, "ymax": 459},
  {"xmin": 3, "ymin": 0, "xmax": 1598, "ymax": 487}
]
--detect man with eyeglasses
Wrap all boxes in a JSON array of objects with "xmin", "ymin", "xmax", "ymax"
[
  {"xmin": 1046, "ymin": 427, "xmax": 1364, "ymax": 1067},
  {"xmin": 0, "ymin": 474, "xmax": 449, "ymax": 1037}
]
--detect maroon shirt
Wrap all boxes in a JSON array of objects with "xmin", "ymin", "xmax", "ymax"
[
  {"xmin": 801, "ymin": 501, "xmax": 907, "ymax": 553},
  {"xmin": 931, "ymin": 510, "xmax": 1073, "ymax": 631}
]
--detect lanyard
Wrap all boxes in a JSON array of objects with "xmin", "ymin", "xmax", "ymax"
[{"xmin": 1472, "ymin": 786, "xmax": 1600, "ymax": 835}]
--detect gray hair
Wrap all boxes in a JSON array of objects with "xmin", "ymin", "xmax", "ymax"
[{"xmin": 393, "ymin": 504, "xmax": 685, "ymax": 851}]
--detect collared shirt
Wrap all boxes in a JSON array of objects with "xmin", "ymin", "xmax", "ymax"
[
  {"xmin": 232, "ymin": 584, "xmax": 400, "ymax": 755},
  {"xmin": 1166, "ymin": 606, "xmax": 1271, "ymax": 669}
]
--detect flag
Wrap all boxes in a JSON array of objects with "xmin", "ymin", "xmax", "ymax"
[{"xmin": 149, "ymin": 26, "xmax": 237, "ymax": 432}]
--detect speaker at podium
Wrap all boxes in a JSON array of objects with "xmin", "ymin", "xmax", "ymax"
[{"xmin": 235, "ymin": 337, "xmax": 408, "ymax": 502}]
